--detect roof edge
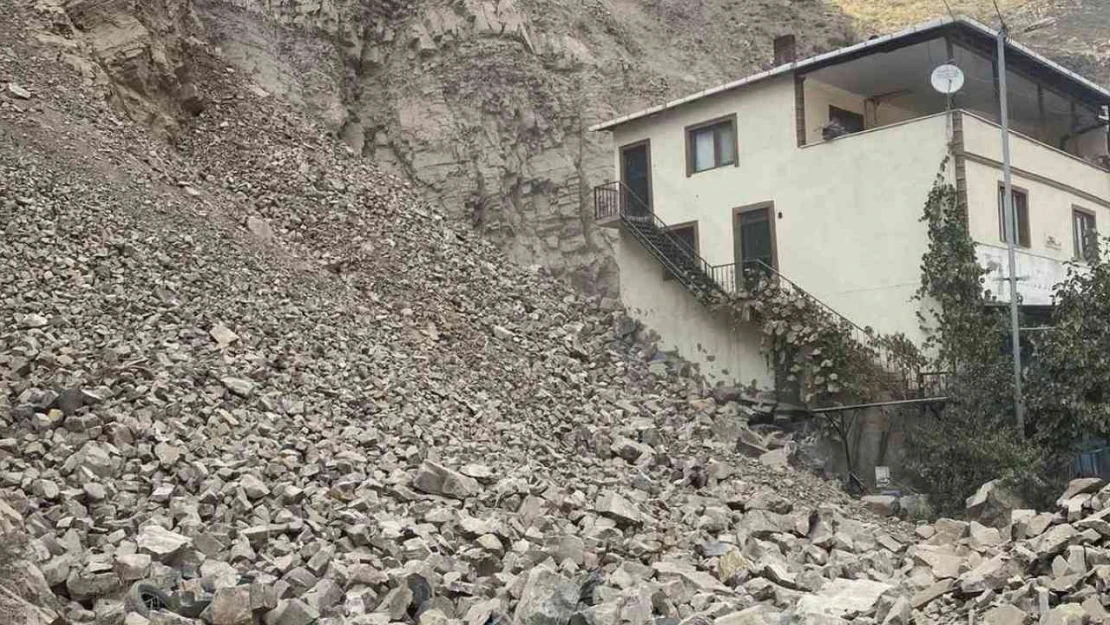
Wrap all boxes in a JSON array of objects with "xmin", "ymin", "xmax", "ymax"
[{"xmin": 590, "ymin": 16, "xmax": 1110, "ymax": 133}]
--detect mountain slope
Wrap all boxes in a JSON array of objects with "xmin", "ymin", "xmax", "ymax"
[
  {"xmin": 1, "ymin": 3, "xmax": 907, "ymax": 623},
  {"xmin": 28, "ymin": 0, "xmax": 858, "ymax": 295}
]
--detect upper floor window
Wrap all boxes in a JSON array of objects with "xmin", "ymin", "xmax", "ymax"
[
  {"xmin": 998, "ymin": 186, "xmax": 1031, "ymax": 248},
  {"xmin": 686, "ymin": 115, "xmax": 737, "ymax": 176},
  {"xmin": 828, "ymin": 106, "xmax": 864, "ymax": 134},
  {"xmin": 1074, "ymin": 208, "xmax": 1098, "ymax": 262}
]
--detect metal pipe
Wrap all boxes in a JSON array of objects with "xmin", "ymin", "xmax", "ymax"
[{"xmin": 997, "ymin": 27, "xmax": 1026, "ymax": 433}]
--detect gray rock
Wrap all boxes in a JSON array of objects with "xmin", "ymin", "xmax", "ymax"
[
  {"xmin": 1057, "ymin": 478, "xmax": 1104, "ymax": 504},
  {"xmin": 221, "ymin": 377, "xmax": 256, "ymax": 398},
  {"xmin": 210, "ymin": 324, "xmax": 240, "ymax": 347},
  {"xmin": 114, "ymin": 554, "xmax": 152, "ymax": 581},
  {"xmin": 861, "ymin": 495, "xmax": 898, "ymax": 516},
  {"xmin": 512, "ymin": 568, "xmax": 580, "ymax": 625},
  {"xmin": 981, "ymin": 604, "xmax": 1026, "ymax": 625},
  {"xmin": 594, "ymin": 491, "xmax": 642, "ymax": 526},
  {"xmin": 412, "ymin": 461, "xmax": 479, "ymax": 500},
  {"xmin": 65, "ymin": 569, "xmax": 121, "ymax": 601},
  {"xmin": 794, "ymin": 578, "xmax": 893, "ymax": 620},
  {"xmin": 264, "ymin": 600, "xmax": 319, "ymax": 625},
  {"xmin": 246, "ymin": 216, "xmax": 275, "ymax": 243},
  {"xmin": 373, "ymin": 586, "xmax": 413, "ymax": 620},
  {"xmin": 714, "ymin": 606, "xmax": 781, "ymax": 625},
  {"xmin": 136, "ymin": 525, "xmax": 192, "ymax": 561},
  {"xmin": 239, "ymin": 474, "xmax": 270, "ymax": 500},
  {"xmin": 6, "ymin": 82, "xmax": 31, "ymax": 100},
  {"xmin": 153, "ymin": 442, "xmax": 181, "ymax": 468},
  {"xmin": 210, "ymin": 586, "xmax": 253, "ymax": 625},
  {"xmin": 1035, "ymin": 524, "xmax": 1079, "ymax": 559}
]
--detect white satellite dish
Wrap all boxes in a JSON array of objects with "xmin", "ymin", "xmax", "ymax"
[{"xmin": 931, "ymin": 64, "xmax": 965, "ymax": 94}]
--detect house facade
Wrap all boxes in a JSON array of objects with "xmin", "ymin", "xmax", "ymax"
[{"xmin": 592, "ymin": 17, "xmax": 1110, "ymax": 390}]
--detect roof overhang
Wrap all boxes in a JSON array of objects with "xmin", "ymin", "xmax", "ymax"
[{"xmin": 590, "ymin": 16, "xmax": 1110, "ymax": 133}]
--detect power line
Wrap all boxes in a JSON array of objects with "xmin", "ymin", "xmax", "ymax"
[
  {"xmin": 992, "ymin": 0, "xmax": 1009, "ymax": 32},
  {"xmin": 940, "ymin": 0, "xmax": 958, "ymax": 21}
]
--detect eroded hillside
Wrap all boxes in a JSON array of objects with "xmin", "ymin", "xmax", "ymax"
[{"xmin": 26, "ymin": 0, "xmax": 858, "ymax": 294}]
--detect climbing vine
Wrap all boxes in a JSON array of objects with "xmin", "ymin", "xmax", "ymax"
[
  {"xmin": 913, "ymin": 159, "xmax": 1005, "ymax": 369},
  {"xmin": 715, "ymin": 271, "xmax": 920, "ymax": 407},
  {"xmin": 904, "ymin": 159, "xmax": 1052, "ymax": 514}
]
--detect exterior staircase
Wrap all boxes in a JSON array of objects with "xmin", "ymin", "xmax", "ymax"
[
  {"xmin": 594, "ymin": 181, "xmax": 738, "ymax": 303},
  {"xmin": 594, "ymin": 180, "xmax": 947, "ymax": 404}
]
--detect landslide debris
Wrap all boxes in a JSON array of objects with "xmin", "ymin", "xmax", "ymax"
[
  {"xmin": 8, "ymin": 1, "xmax": 1110, "ymax": 625},
  {"xmin": 1, "ymin": 3, "xmax": 909, "ymax": 625}
]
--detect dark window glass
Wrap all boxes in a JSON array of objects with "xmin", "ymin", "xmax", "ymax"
[
  {"xmin": 1074, "ymin": 209, "xmax": 1098, "ymax": 262},
  {"xmin": 621, "ymin": 143, "xmax": 651, "ymax": 216},
  {"xmin": 829, "ymin": 106, "xmax": 865, "ymax": 133},
  {"xmin": 740, "ymin": 208, "xmax": 774, "ymax": 279}
]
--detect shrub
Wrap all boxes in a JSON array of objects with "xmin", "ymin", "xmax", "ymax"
[{"xmin": 902, "ymin": 164, "xmax": 1057, "ymax": 513}]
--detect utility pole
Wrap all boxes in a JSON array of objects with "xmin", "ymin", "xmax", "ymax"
[{"xmin": 996, "ymin": 25, "xmax": 1026, "ymax": 432}]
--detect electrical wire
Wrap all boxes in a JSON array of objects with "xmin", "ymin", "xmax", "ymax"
[
  {"xmin": 992, "ymin": 0, "xmax": 1009, "ymax": 32},
  {"xmin": 940, "ymin": 0, "xmax": 958, "ymax": 22}
]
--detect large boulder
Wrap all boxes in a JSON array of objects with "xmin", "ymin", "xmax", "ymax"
[
  {"xmin": 794, "ymin": 578, "xmax": 893, "ymax": 620},
  {"xmin": 966, "ymin": 480, "xmax": 1024, "ymax": 529}
]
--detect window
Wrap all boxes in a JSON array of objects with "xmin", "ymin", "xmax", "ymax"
[
  {"xmin": 1074, "ymin": 208, "xmax": 1098, "ymax": 262},
  {"xmin": 662, "ymin": 222, "xmax": 698, "ymax": 281},
  {"xmin": 998, "ymin": 186, "xmax": 1031, "ymax": 248},
  {"xmin": 686, "ymin": 116, "xmax": 737, "ymax": 175},
  {"xmin": 828, "ymin": 106, "xmax": 864, "ymax": 134}
]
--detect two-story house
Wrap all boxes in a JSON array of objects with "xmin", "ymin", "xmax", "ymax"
[{"xmin": 591, "ymin": 16, "xmax": 1110, "ymax": 390}]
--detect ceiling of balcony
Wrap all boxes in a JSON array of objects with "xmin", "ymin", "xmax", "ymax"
[{"xmin": 808, "ymin": 36, "xmax": 1103, "ymax": 130}]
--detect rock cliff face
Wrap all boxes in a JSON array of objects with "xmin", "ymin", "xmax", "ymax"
[
  {"xmin": 192, "ymin": 0, "xmax": 861, "ymax": 294},
  {"xmin": 28, "ymin": 0, "xmax": 1110, "ymax": 295},
  {"xmin": 30, "ymin": 0, "xmax": 856, "ymax": 294}
]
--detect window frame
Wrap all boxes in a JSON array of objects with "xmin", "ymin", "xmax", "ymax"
[
  {"xmin": 685, "ymin": 114, "xmax": 739, "ymax": 177},
  {"xmin": 1073, "ymin": 206, "xmax": 1098, "ymax": 262},
  {"xmin": 997, "ymin": 183, "xmax": 1031, "ymax": 249},
  {"xmin": 661, "ymin": 221, "xmax": 700, "ymax": 281},
  {"xmin": 733, "ymin": 201, "xmax": 778, "ymax": 271}
]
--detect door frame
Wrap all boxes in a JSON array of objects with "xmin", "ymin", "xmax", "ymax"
[
  {"xmin": 619, "ymin": 139, "xmax": 653, "ymax": 214},
  {"xmin": 733, "ymin": 201, "xmax": 778, "ymax": 273}
]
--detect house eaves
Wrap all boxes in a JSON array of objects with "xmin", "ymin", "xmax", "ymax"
[{"xmin": 590, "ymin": 16, "xmax": 1110, "ymax": 133}]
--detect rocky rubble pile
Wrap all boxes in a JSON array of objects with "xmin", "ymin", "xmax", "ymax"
[
  {"xmin": 893, "ymin": 478, "xmax": 1110, "ymax": 624},
  {"xmin": 0, "ymin": 4, "xmax": 916, "ymax": 625}
]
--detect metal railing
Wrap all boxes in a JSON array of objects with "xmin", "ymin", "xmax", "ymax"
[
  {"xmin": 594, "ymin": 181, "xmax": 725, "ymax": 298},
  {"xmin": 735, "ymin": 259, "xmax": 946, "ymax": 397},
  {"xmin": 592, "ymin": 181, "xmax": 946, "ymax": 399}
]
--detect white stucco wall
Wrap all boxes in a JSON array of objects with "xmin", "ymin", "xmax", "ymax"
[
  {"xmin": 962, "ymin": 112, "xmax": 1110, "ymax": 205},
  {"xmin": 803, "ymin": 78, "xmax": 922, "ymax": 144},
  {"xmin": 618, "ymin": 230, "xmax": 772, "ymax": 387},
  {"xmin": 605, "ymin": 80, "xmax": 1110, "ymax": 388},
  {"xmin": 608, "ymin": 76, "xmax": 954, "ymax": 387},
  {"xmin": 961, "ymin": 112, "xmax": 1110, "ymax": 304}
]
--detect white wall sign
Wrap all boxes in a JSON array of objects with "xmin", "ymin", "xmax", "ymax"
[{"xmin": 976, "ymin": 243, "xmax": 1073, "ymax": 306}]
